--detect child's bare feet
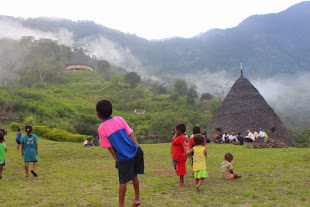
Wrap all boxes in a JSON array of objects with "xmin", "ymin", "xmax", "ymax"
[
  {"xmin": 0, "ymin": 175, "xmax": 2, "ymax": 179},
  {"xmin": 31, "ymin": 170, "xmax": 38, "ymax": 177},
  {"xmin": 175, "ymin": 183, "xmax": 184, "ymax": 187},
  {"xmin": 196, "ymin": 185, "xmax": 200, "ymax": 192},
  {"xmin": 131, "ymin": 200, "xmax": 141, "ymax": 206},
  {"xmin": 25, "ymin": 174, "xmax": 29, "ymax": 177}
]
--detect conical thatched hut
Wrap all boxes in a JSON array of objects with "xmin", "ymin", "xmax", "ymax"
[
  {"xmin": 206, "ymin": 71, "xmax": 296, "ymax": 147},
  {"xmin": 65, "ymin": 50, "xmax": 94, "ymax": 72}
]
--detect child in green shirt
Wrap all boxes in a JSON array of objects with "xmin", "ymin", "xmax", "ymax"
[{"xmin": 0, "ymin": 133, "xmax": 7, "ymax": 179}]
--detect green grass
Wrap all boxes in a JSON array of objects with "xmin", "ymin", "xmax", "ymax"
[{"xmin": 1, "ymin": 132, "xmax": 310, "ymax": 207}]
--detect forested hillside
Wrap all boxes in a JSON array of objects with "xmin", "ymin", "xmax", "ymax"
[{"xmin": 0, "ymin": 38, "xmax": 220, "ymax": 143}]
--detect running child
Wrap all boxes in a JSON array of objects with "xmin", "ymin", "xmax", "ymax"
[
  {"xmin": 220, "ymin": 152, "xmax": 241, "ymax": 179},
  {"xmin": 0, "ymin": 133, "xmax": 7, "ymax": 179},
  {"xmin": 96, "ymin": 99, "xmax": 144, "ymax": 207},
  {"xmin": 187, "ymin": 135, "xmax": 208, "ymax": 191},
  {"xmin": 172, "ymin": 123, "xmax": 187, "ymax": 187},
  {"xmin": 188, "ymin": 126, "xmax": 206, "ymax": 177},
  {"xmin": 20, "ymin": 125, "xmax": 38, "ymax": 177},
  {"xmin": 16, "ymin": 128, "xmax": 22, "ymax": 149}
]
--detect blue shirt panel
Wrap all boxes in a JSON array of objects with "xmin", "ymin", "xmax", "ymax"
[{"xmin": 108, "ymin": 129, "xmax": 138, "ymax": 163}]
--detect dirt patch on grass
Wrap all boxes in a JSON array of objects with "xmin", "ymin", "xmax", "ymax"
[{"xmin": 152, "ymin": 169, "xmax": 176, "ymax": 175}]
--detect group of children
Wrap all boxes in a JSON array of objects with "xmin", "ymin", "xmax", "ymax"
[
  {"xmin": 1, "ymin": 98, "xmax": 241, "ymax": 207},
  {"xmin": 171, "ymin": 125, "xmax": 241, "ymax": 191},
  {"xmin": 0, "ymin": 125, "xmax": 39, "ymax": 179}
]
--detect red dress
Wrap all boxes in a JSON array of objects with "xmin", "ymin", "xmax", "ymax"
[{"xmin": 172, "ymin": 136, "xmax": 187, "ymax": 176}]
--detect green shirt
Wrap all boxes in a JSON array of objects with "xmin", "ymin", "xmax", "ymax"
[
  {"xmin": 263, "ymin": 131, "xmax": 269, "ymax": 139},
  {"xmin": 0, "ymin": 143, "xmax": 6, "ymax": 163}
]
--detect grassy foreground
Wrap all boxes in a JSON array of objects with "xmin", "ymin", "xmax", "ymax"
[{"xmin": 1, "ymin": 133, "xmax": 309, "ymax": 207}]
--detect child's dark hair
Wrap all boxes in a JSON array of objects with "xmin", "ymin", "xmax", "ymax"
[
  {"xmin": 0, "ymin": 133, "xmax": 3, "ymax": 142},
  {"xmin": 238, "ymin": 132, "xmax": 241, "ymax": 135},
  {"xmin": 192, "ymin": 126, "xmax": 201, "ymax": 134},
  {"xmin": 225, "ymin": 152, "xmax": 233, "ymax": 161},
  {"xmin": 0, "ymin": 129, "xmax": 4, "ymax": 135},
  {"xmin": 193, "ymin": 134, "xmax": 204, "ymax": 145},
  {"xmin": 25, "ymin": 125, "xmax": 33, "ymax": 135},
  {"xmin": 176, "ymin": 123, "xmax": 186, "ymax": 133},
  {"xmin": 96, "ymin": 99, "xmax": 113, "ymax": 118},
  {"xmin": 18, "ymin": 128, "xmax": 20, "ymax": 131}
]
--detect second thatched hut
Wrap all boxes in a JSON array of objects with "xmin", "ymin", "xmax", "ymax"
[{"xmin": 206, "ymin": 71, "xmax": 296, "ymax": 147}]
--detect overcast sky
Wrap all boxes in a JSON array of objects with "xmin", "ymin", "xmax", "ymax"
[{"xmin": 0, "ymin": 0, "xmax": 305, "ymax": 40}]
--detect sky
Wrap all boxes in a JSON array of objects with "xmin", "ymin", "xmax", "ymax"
[{"xmin": 0, "ymin": 0, "xmax": 306, "ymax": 39}]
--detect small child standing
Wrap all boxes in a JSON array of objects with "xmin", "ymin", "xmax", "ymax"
[
  {"xmin": 96, "ymin": 99, "xmax": 144, "ymax": 207},
  {"xmin": 0, "ymin": 133, "xmax": 7, "ymax": 179},
  {"xmin": 187, "ymin": 135, "xmax": 208, "ymax": 191},
  {"xmin": 220, "ymin": 152, "xmax": 241, "ymax": 179},
  {"xmin": 172, "ymin": 123, "xmax": 187, "ymax": 187},
  {"xmin": 20, "ymin": 125, "xmax": 38, "ymax": 177},
  {"xmin": 188, "ymin": 126, "xmax": 206, "ymax": 177}
]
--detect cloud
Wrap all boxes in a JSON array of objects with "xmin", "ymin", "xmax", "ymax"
[
  {"xmin": 253, "ymin": 72, "xmax": 310, "ymax": 129},
  {"xmin": 0, "ymin": 17, "xmax": 74, "ymax": 45},
  {"xmin": 81, "ymin": 35, "xmax": 145, "ymax": 74},
  {"xmin": 184, "ymin": 68, "xmax": 234, "ymax": 96}
]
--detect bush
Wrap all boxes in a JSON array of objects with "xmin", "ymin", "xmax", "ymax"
[
  {"xmin": 33, "ymin": 125, "xmax": 85, "ymax": 142},
  {"xmin": 10, "ymin": 123, "xmax": 22, "ymax": 131}
]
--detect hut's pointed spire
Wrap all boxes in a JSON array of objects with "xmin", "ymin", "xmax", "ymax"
[{"xmin": 240, "ymin": 62, "xmax": 243, "ymax": 76}]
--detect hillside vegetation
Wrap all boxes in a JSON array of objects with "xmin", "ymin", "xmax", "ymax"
[
  {"xmin": 1, "ymin": 133, "xmax": 309, "ymax": 206},
  {"xmin": 0, "ymin": 68, "xmax": 219, "ymax": 143}
]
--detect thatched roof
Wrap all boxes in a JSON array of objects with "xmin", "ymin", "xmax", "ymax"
[
  {"xmin": 206, "ymin": 71, "xmax": 296, "ymax": 147},
  {"xmin": 67, "ymin": 50, "xmax": 94, "ymax": 68}
]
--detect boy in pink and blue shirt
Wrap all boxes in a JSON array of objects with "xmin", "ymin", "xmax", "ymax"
[{"xmin": 96, "ymin": 99, "xmax": 144, "ymax": 207}]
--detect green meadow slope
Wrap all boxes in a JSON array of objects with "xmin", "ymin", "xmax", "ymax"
[
  {"xmin": 0, "ymin": 71, "xmax": 218, "ymax": 143},
  {"xmin": 1, "ymin": 131, "xmax": 309, "ymax": 207}
]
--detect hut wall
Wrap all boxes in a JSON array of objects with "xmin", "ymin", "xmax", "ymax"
[{"xmin": 66, "ymin": 64, "xmax": 94, "ymax": 71}]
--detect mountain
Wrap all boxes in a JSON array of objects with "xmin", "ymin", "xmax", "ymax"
[
  {"xmin": 1, "ymin": 1, "xmax": 310, "ymax": 131},
  {"xmin": 1, "ymin": 1, "xmax": 310, "ymax": 78}
]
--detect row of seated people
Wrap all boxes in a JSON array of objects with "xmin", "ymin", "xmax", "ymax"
[
  {"xmin": 214, "ymin": 131, "xmax": 244, "ymax": 145},
  {"xmin": 214, "ymin": 128, "xmax": 269, "ymax": 145},
  {"xmin": 245, "ymin": 129, "xmax": 268, "ymax": 142},
  {"xmin": 83, "ymin": 136, "xmax": 100, "ymax": 147}
]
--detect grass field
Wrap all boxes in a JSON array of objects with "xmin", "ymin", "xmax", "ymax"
[{"xmin": 1, "ymin": 131, "xmax": 310, "ymax": 207}]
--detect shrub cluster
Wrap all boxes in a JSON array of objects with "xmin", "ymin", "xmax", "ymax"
[
  {"xmin": 9, "ymin": 122, "xmax": 22, "ymax": 131},
  {"xmin": 33, "ymin": 126, "xmax": 85, "ymax": 142}
]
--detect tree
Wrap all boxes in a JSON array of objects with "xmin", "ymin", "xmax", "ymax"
[
  {"xmin": 150, "ymin": 82, "xmax": 167, "ymax": 95},
  {"xmin": 124, "ymin": 72, "xmax": 141, "ymax": 88},
  {"xmin": 200, "ymin": 93, "xmax": 213, "ymax": 101},
  {"xmin": 96, "ymin": 60, "xmax": 112, "ymax": 81},
  {"xmin": 148, "ymin": 112, "xmax": 176, "ymax": 142},
  {"xmin": 186, "ymin": 83, "xmax": 198, "ymax": 105},
  {"xmin": 173, "ymin": 79, "xmax": 188, "ymax": 97}
]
